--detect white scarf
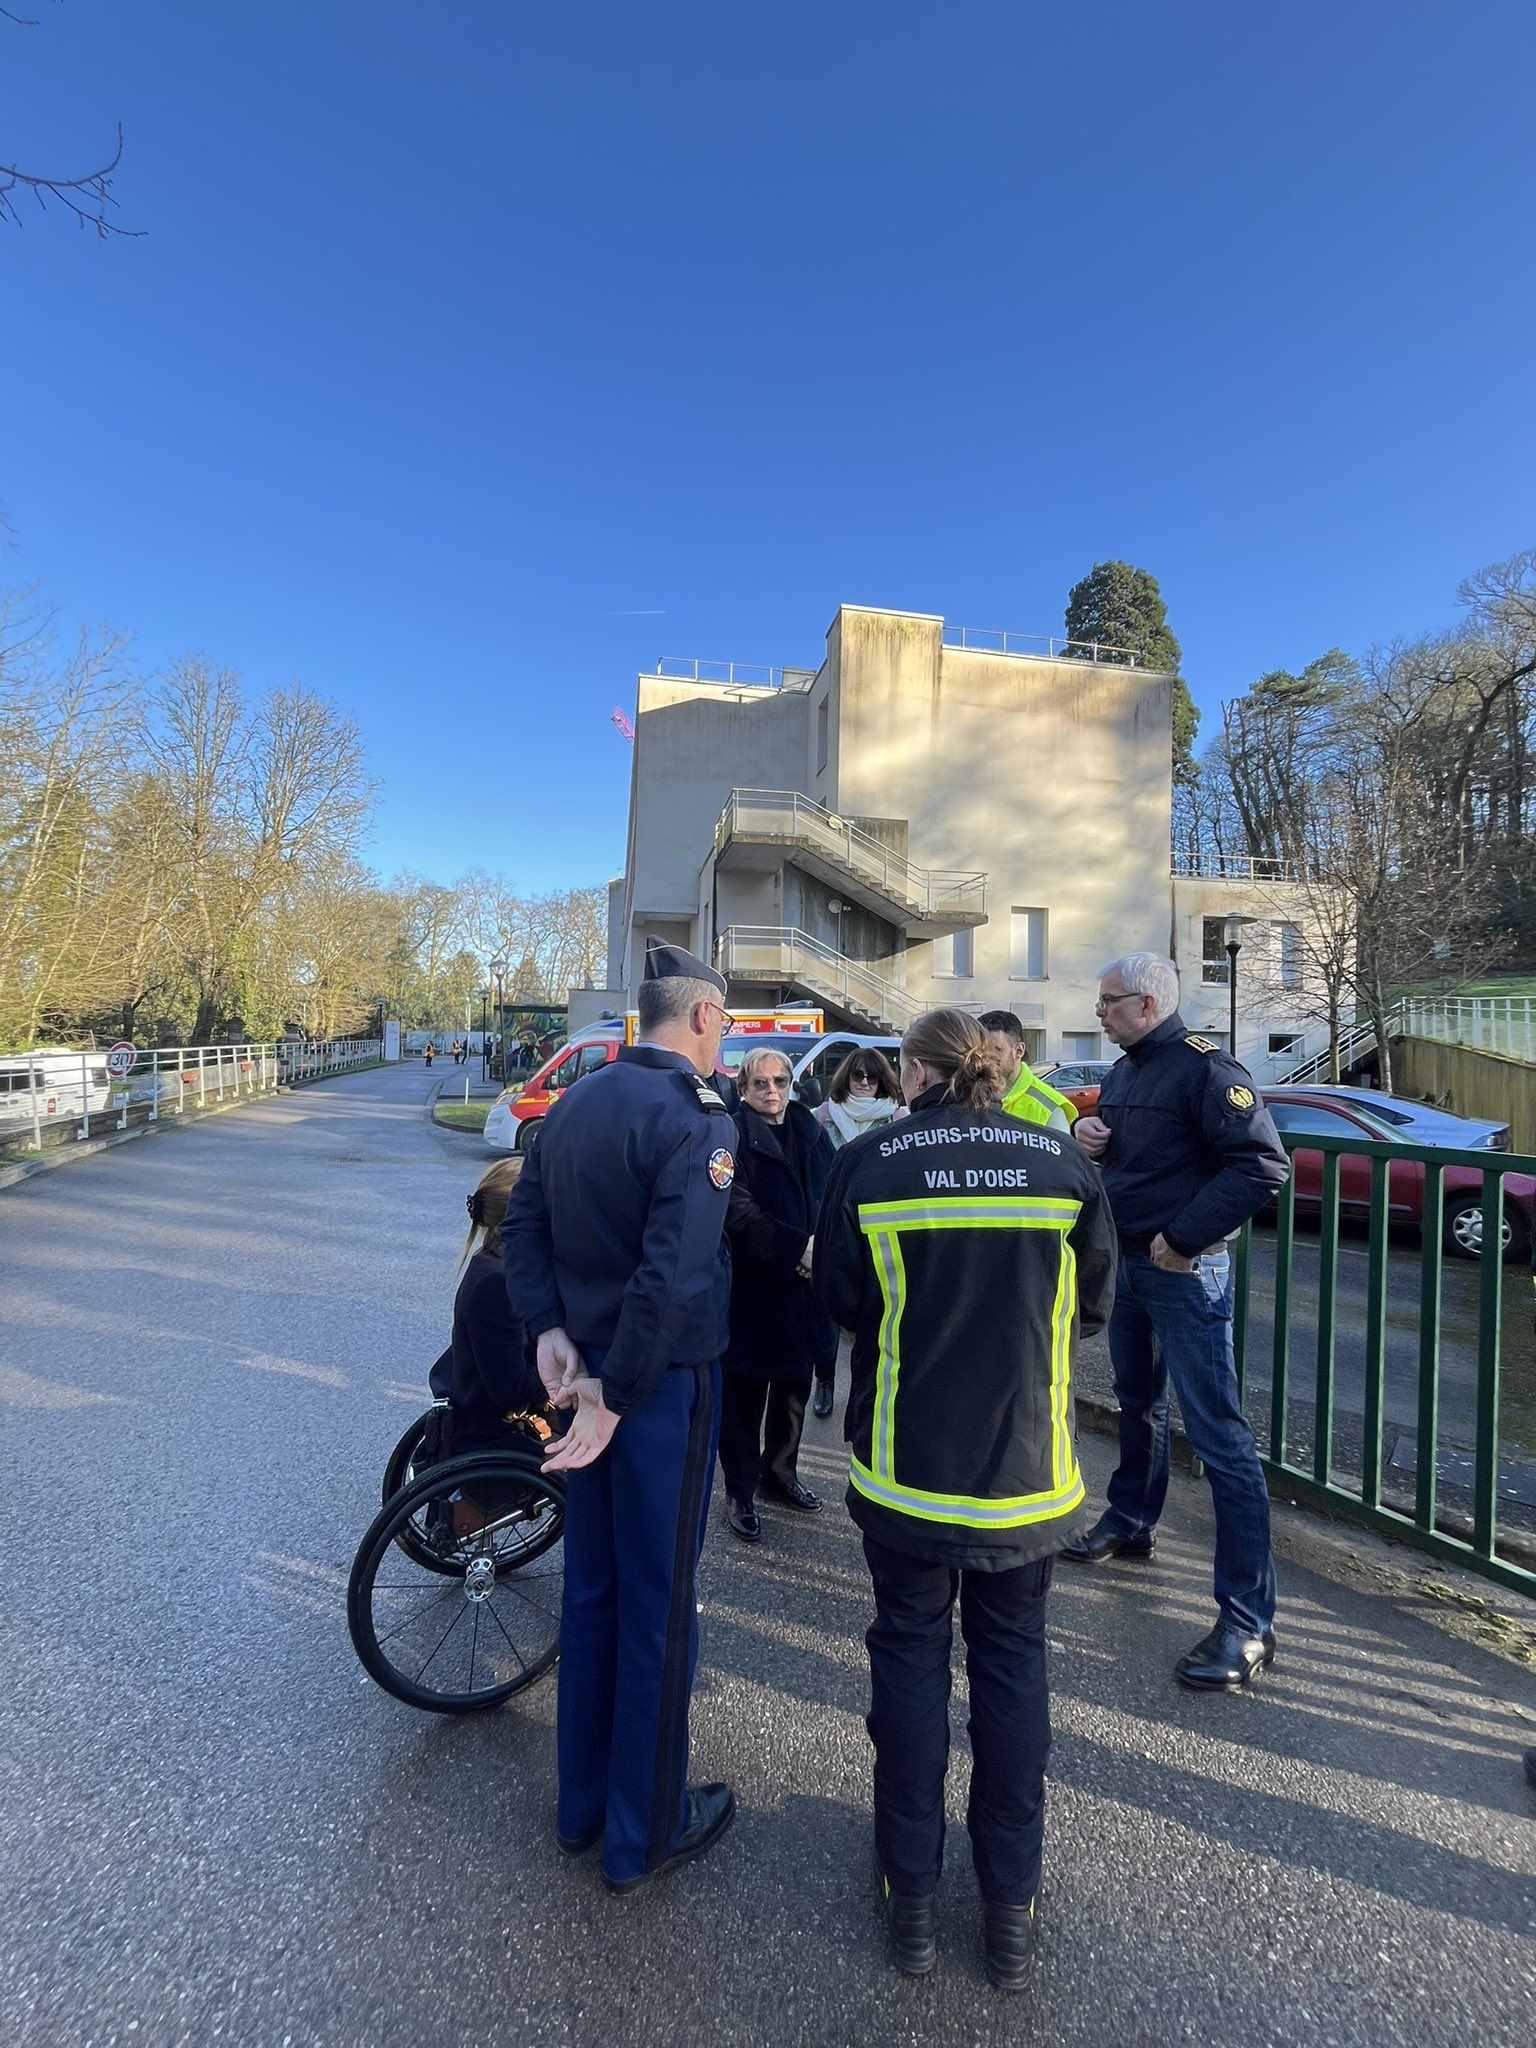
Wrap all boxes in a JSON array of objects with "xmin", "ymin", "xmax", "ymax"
[{"xmin": 825, "ymin": 1095, "xmax": 897, "ymax": 1146}]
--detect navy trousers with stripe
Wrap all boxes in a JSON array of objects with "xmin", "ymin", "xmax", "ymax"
[{"xmin": 556, "ymin": 1358, "xmax": 720, "ymax": 1884}]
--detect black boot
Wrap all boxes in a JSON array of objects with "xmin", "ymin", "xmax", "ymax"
[
  {"xmin": 982, "ymin": 1898, "xmax": 1037, "ymax": 1991},
  {"xmin": 878, "ymin": 1873, "xmax": 937, "ymax": 1976},
  {"xmin": 812, "ymin": 1377, "xmax": 835, "ymax": 1420}
]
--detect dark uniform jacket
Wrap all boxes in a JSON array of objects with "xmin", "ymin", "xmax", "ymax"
[
  {"xmin": 724, "ymin": 1099, "xmax": 839, "ymax": 1386},
  {"xmin": 428, "ymin": 1248, "xmax": 543, "ymax": 1453},
  {"xmin": 1094, "ymin": 1013, "xmax": 1290, "ymax": 1257},
  {"xmin": 813, "ymin": 1086, "xmax": 1118, "ymax": 1570},
  {"xmin": 501, "ymin": 1044, "xmax": 736, "ymax": 1416}
]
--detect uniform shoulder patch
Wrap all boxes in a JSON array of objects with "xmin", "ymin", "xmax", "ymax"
[
  {"xmin": 1225, "ymin": 1083, "xmax": 1256, "ymax": 1111},
  {"xmin": 1184, "ymin": 1034, "xmax": 1219, "ymax": 1054},
  {"xmin": 680, "ymin": 1071, "xmax": 727, "ymax": 1112},
  {"xmin": 707, "ymin": 1146, "xmax": 735, "ymax": 1189}
]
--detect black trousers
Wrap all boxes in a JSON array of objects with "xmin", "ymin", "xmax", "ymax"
[
  {"xmin": 863, "ymin": 1535, "xmax": 1053, "ymax": 1906},
  {"xmin": 718, "ymin": 1374, "xmax": 806, "ymax": 1500}
]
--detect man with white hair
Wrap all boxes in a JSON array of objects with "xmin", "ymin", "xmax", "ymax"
[{"xmin": 1067, "ymin": 950, "xmax": 1290, "ymax": 1691}]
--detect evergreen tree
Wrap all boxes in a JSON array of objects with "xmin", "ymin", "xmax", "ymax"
[{"xmin": 1064, "ymin": 560, "xmax": 1198, "ymax": 786}]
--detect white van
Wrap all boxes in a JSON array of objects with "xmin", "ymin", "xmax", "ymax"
[{"xmin": 0, "ymin": 1047, "xmax": 114, "ymax": 1125}]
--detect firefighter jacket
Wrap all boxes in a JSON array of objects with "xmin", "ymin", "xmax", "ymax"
[
  {"xmin": 813, "ymin": 1085, "xmax": 1118, "ymax": 1570},
  {"xmin": 1002, "ymin": 1062, "xmax": 1077, "ymax": 1131}
]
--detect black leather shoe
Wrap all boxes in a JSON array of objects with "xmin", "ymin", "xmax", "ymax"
[
  {"xmin": 603, "ymin": 1783, "xmax": 735, "ymax": 1896},
  {"xmin": 727, "ymin": 1496, "xmax": 761, "ymax": 1543},
  {"xmin": 556, "ymin": 1820, "xmax": 602, "ymax": 1856},
  {"xmin": 1175, "ymin": 1623, "xmax": 1276, "ymax": 1691},
  {"xmin": 982, "ymin": 1898, "xmax": 1037, "ymax": 1992},
  {"xmin": 1059, "ymin": 1518, "xmax": 1156, "ymax": 1565},
  {"xmin": 761, "ymin": 1477, "xmax": 821, "ymax": 1513},
  {"xmin": 812, "ymin": 1378, "xmax": 835, "ymax": 1419},
  {"xmin": 878, "ymin": 1872, "xmax": 937, "ymax": 1976},
  {"xmin": 1524, "ymin": 1748, "xmax": 1536, "ymax": 1791}
]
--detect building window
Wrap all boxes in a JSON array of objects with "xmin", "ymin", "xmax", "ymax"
[
  {"xmin": 1268, "ymin": 1032, "xmax": 1301, "ymax": 1055},
  {"xmin": 816, "ymin": 697, "xmax": 829, "ymax": 772},
  {"xmin": 1277, "ymin": 921, "xmax": 1301, "ymax": 990},
  {"xmin": 1062, "ymin": 1031, "xmax": 1100, "ymax": 1061},
  {"xmin": 1202, "ymin": 916, "xmax": 1229, "ymax": 985},
  {"xmin": 1010, "ymin": 908, "xmax": 1047, "ymax": 980},
  {"xmin": 932, "ymin": 928, "xmax": 974, "ymax": 978}
]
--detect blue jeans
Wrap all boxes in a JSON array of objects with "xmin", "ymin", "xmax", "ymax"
[{"xmin": 1103, "ymin": 1251, "xmax": 1276, "ymax": 1637}]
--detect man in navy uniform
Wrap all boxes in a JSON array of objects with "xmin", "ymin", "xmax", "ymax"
[
  {"xmin": 502, "ymin": 939, "xmax": 738, "ymax": 1892},
  {"xmin": 1067, "ymin": 951, "xmax": 1290, "ymax": 1691}
]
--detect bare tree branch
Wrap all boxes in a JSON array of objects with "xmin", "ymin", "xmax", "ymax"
[{"xmin": 0, "ymin": 121, "xmax": 142, "ymax": 236}]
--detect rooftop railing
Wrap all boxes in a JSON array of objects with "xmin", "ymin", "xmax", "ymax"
[
  {"xmin": 714, "ymin": 789, "xmax": 987, "ymax": 920},
  {"xmin": 942, "ymin": 626, "xmax": 1149, "ymax": 667},
  {"xmin": 1173, "ymin": 851, "xmax": 1306, "ymax": 883},
  {"xmin": 654, "ymin": 657, "xmax": 816, "ymax": 692}
]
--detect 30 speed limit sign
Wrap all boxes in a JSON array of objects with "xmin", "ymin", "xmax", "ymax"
[{"xmin": 105, "ymin": 1041, "xmax": 137, "ymax": 1080}]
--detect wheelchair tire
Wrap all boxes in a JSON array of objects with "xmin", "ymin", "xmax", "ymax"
[
  {"xmin": 382, "ymin": 1408, "xmax": 437, "ymax": 1504},
  {"xmin": 348, "ymin": 1449, "xmax": 564, "ymax": 1714}
]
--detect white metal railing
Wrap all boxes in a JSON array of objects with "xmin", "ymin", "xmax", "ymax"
[
  {"xmin": 277, "ymin": 1038, "xmax": 382, "ymax": 1083},
  {"xmin": 1275, "ymin": 1011, "xmax": 1398, "ymax": 1086},
  {"xmin": 714, "ymin": 790, "xmax": 987, "ymax": 920},
  {"xmin": 0, "ymin": 1043, "xmax": 282, "ymax": 1151},
  {"xmin": 943, "ymin": 626, "xmax": 1147, "ymax": 667},
  {"xmin": 1399, "ymin": 998, "xmax": 1536, "ymax": 1065},
  {"xmin": 715, "ymin": 925, "xmax": 922, "ymax": 1028},
  {"xmin": 1172, "ymin": 851, "xmax": 1305, "ymax": 883},
  {"xmin": 655, "ymin": 657, "xmax": 787, "ymax": 691}
]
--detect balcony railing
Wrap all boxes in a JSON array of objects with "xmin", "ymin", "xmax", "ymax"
[
  {"xmin": 714, "ymin": 789, "xmax": 987, "ymax": 921},
  {"xmin": 654, "ymin": 657, "xmax": 816, "ymax": 692},
  {"xmin": 715, "ymin": 925, "xmax": 923, "ymax": 1029}
]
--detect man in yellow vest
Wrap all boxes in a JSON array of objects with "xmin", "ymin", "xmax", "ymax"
[{"xmin": 978, "ymin": 1011, "xmax": 1078, "ymax": 1132}]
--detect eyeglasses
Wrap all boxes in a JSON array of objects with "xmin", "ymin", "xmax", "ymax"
[
  {"xmin": 1094, "ymin": 990, "xmax": 1145, "ymax": 1014},
  {"xmin": 708, "ymin": 1003, "xmax": 738, "ymax": 1032},
  {"xmin": 745, "ymin": 1072, "xmax": 791, "ymax": 1090}
]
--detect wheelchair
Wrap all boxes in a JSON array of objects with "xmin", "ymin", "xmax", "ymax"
[{"xmin": 347, "ymin": 1403, "xmax": 565, "ymax": 1715}]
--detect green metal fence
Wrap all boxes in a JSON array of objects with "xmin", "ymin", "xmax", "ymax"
[{"xmin": 1232, "ymin": 1132, "xmax": 1536, "ymax": 1597}]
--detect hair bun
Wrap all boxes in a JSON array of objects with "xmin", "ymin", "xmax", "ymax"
[{"xmin": 959, "ymin": 1043, "xmax": 992, "ymax": 1077}]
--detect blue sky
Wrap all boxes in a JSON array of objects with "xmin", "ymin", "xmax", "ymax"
[{"xmin": 4, "ymin": 1, "xmax": 1533, "ymax": 893}]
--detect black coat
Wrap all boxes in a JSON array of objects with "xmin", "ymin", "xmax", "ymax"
[
  {"xmin": 724, "ymin": 1099, "xmax": 839, "ymax": 1385},
  {"xmin": 429, "ymin": 1248, "xmax": 544, "ymax": 1453}
]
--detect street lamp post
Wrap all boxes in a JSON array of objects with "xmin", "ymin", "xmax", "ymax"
[
  {"xmin": 1223, "ymin": 915, "xmax": 1258, "ymax": 1058},
  {"xmin": 478, "ymin": 986, "xmax": 490, "ymax": 1078},
  {"xmin": 488, "ymin": 957, "xmax": 507, "ymax": 1082}
]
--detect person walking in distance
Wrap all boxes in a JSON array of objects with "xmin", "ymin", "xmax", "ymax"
[
  {"xmin": 501, "ymin": 939, "xmax": 738, "ymax": 1893},
  {"xmin": 1065, "ymin": 952, "xmax": 1290, "ymax": 1691},
  {"xmin": 814, "ymin": 1008, "xmax": 1116, "ymax": 1988}
]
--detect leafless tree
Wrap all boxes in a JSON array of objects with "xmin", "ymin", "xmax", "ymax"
[{"xmin": 1, "ymin": 9, "xmax": 140, "ymax": 236}]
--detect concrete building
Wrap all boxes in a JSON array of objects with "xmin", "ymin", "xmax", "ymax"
[{"xmin": 605, "ymin": 604, "xmax": 1332, "ymax": 1077}]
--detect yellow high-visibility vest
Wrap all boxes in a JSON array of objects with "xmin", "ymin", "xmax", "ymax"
[{"xmin": 1002, "ymin": 1063, "xmax": 1077, "ymax": 1131}]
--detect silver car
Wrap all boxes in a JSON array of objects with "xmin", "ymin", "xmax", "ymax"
[{"xmin": 1266, "ymin": 1085, "xmax": 1510, "ymax": 1152}]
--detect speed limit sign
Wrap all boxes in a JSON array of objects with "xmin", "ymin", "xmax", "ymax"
[{"xmin": 105, "ymin": 1041, "xmax": 137, "ymax": 1080}]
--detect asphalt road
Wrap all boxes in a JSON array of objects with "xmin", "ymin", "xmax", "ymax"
[{"xmin": 2, "ymin": 1063, "xmax": 1534, "ymax": 2048}]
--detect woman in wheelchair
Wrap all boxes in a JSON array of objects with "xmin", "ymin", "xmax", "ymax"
[{"xmin": 417, "ymin": 1157, "xmax": 560, "ymax": 1538}]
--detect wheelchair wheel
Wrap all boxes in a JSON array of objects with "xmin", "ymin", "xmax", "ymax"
[
  {"xmin": 382, "ymin": 1406, "xmax": 440, "ymax": 1504},
  {"xmin": 348, "ymin": 1450, "xmax": 564, "ymax": 1713}
]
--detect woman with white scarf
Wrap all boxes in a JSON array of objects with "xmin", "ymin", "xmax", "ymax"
[{"xmin": 810, "ymin": 1047, "xmax": 901, "ymax": 1418}]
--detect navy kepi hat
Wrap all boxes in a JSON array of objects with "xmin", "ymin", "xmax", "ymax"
[{"xmin": 643, "ymin": 936, "xmax": 726, "ymax": 998}]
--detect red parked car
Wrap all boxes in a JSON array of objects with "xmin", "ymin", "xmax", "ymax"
[{"xmin": 1261, "ymin": 1089, "xmax": 1534, "ymax": 1261}]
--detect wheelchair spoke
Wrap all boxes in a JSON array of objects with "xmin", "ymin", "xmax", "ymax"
[
  {"xmin": 373, "ymin": 1584, "xmax": 461, "ymax": 1648},
  {"xmin": 414, "ymin": 1597, "xmax": 474, "ymax": 1682},
  {"xmin": 484, "ymin": 1597, "xmax": 528, "ymax": 1672}
]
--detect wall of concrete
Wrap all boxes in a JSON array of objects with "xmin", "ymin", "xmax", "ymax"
[
  {"xmin": 826, "ymin": 607, "xmax": 1172, "ymax": 1055},
  {"xmin": 1170, "ymin": 875, "xmax": 1336, "ymax": 1073},
  {"xmin": 1393, "ymin": 1037, "xmax": 1536, "ymax": 1152},
  {"xmin": 624, "ymin": 677, "xmax": 810, "ymax": 984}
]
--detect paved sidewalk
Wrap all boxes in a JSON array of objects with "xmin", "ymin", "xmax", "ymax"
[{"xmin": 1, "ymin": 1063, "xmax": 1532, "ymax": 2047}]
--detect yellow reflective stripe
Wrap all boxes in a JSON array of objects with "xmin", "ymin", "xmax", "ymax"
[
  {"xmin": 858, "ymin": 1197, "xmax": 1081, "ymax": 1230},
  {"xmin": 1050, "ymin": 1235, "xmax": 1075, "ymax": 1491},
  {"xmin": 849, "ymin": 1456, "xmax": 1085, "ymax": 1528},
  {"xmin": 869, "ymin": 1227, "xmax": 906, "ymax": 1483}
]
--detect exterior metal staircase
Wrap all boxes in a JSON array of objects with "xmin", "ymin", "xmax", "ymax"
[{"xmin": 714, "ymin": 926, "xmax": 922, "ymax": 1034}]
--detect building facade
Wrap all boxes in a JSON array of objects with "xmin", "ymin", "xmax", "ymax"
[{"xmin": 605, "ymin": 604, "xmax": 1332, "ymax": 1077}]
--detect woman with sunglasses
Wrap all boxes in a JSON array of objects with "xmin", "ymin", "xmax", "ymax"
[
  {"xmin": 808, "ymin": 1048, "xmax": 902, "ymax": 1415},
  {"xmin": 719, "ymin": 1045, "xmax": 838, "ymax": 1542}
]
